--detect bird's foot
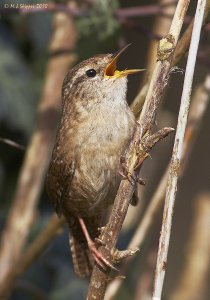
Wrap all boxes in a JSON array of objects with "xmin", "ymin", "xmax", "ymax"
[
  {"xmin": 88, "ymin": 239, "xmax": 118, "ymax": 271},
  {"xmin": 119, "ymin": 168, "xmax": 146, "ymax": 186},
  {"xmin": 78, "ymin": 217, "xmax": 117, "ymax": 271},
  {"xmin": 119, "ymin": 155, "xmax": 146, "ymax": 186}
]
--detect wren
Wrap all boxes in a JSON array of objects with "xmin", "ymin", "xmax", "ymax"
[{"xmin": 47, "ymin": 46, "xmax": 143, "ymax": 277}]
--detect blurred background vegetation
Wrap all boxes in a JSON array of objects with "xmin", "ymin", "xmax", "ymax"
[{"xmin": 0, "ymin": 0, "xmax": 210, "ymax": 299}]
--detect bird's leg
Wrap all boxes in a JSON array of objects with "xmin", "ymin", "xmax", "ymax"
[{"xmin": 78, "ymin": 217, "xmax": 117, "ymax": 271}]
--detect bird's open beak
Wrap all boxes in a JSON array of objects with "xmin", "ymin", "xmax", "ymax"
[{"xmin": 104, "ymin": 44, "xmax": 145, "ymax": 78}]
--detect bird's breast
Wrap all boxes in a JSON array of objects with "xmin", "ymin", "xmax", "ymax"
[
  {"xmin": 57, "ymin": 99, "xmax": 135, "ymax": 216},
  {"xmin": 74, "ymin": 99, "xmax": 135, "ymax": 149}
]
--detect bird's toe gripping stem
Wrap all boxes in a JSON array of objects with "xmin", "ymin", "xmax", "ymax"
[
  {"xmin": 119, "ymin": 155, "xmax": 146, "ymax": 186},
  {"xmin": 78, "ymin": 217, "xmax": 118, "ymax": 271}
]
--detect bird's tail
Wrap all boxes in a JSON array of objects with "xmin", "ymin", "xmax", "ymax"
[{"xmin": 68, "ymin": 215, "xmax": 101, "ymax": 277}]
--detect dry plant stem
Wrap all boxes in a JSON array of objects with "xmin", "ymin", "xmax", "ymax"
[
  {"xmin": 170, "ymin": 194, "xmax": 210, "ymax": 300},
  {"xmin": 0, "ymin": 12, "xmax": 77, "ymax": 297},
  {"xmin": 153, "ymin": 1, "xmax": 206, "ymax": 299},
  {"xmin": 125, "ymin": 9, "xmax": 175, "ymax": 225},
  {"xmin": 0, "ymin": 138, "xmax": 25, "ymax": 151},
  {"xmin": 105, "ymin": 73, "xmax": 210, "ymax": 300},
  {"xmin": 122, "ymin": 0, "xmax": 176, "ymax": 229},
  {"xmin": 131, "ymin": 1, "xmax": 210, "ymax": 118},
  {"xmin": 116, "ymin": 3, "xmax": 177, "ymax": 18},
  {"xmin": 87, "ymin": 1, "xmax": 189, "ymax": 299}
]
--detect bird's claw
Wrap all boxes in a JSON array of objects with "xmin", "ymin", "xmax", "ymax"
[
  {"xmin": 78, "ymin": 217, "xmax": 118, "ymax": 271},
  {"xmin": 88, "ymin": 240, "xmax": 118, "ymax": 272}
]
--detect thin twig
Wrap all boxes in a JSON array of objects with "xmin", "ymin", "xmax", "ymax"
[
  {"xmin": 116, "ymin": 2, "xmax": 177, "ymax": 19},
  {"xmin": 153, "ymin": 1, "xmax": 206, "ymax": 299},
  {"xmin": 87, "ymin": 1, "xmax": 189, "ymax": 299},
  {"xmin": 0, "ymin": 138, "xmax": 25, "ymax": 151},
  {"xmin": 105, "ymin": 72, "xmax": 210, "ymax": 300},
  {"xmin": 0, "ymin": 11, "xmax": 77, "ymax": 298}
]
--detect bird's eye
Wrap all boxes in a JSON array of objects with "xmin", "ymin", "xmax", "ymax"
[{"xmin": 86, "ymin": 69, "xmax": 97, "ymax": 78}]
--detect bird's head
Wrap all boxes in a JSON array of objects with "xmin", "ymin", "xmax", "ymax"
[{"xmin": 62, "ymin": 45, "xmax": 144, "ymax": 110}]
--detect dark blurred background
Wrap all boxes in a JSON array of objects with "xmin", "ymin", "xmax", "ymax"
[{"xmin": 0, "ymin": 0, "xmax": 210, "ymax": 299}]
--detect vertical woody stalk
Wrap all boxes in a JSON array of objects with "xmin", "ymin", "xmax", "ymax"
[
  {"xmin": 87, "ymin": 1, "xmax": 190, "ymax": 299},
  {"xmin": 153, "ymin": 1, "xmax": 207, "ymax": 299}
]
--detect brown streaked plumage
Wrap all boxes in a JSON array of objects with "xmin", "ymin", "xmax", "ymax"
[{"xmin": 47, "ymin": 48, "xmax": 142, "ymax": 277}]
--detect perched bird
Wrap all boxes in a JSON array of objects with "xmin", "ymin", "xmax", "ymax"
[{"xmin": 47, "ymin": 45, "xmax": 143, "ymax": 277}]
